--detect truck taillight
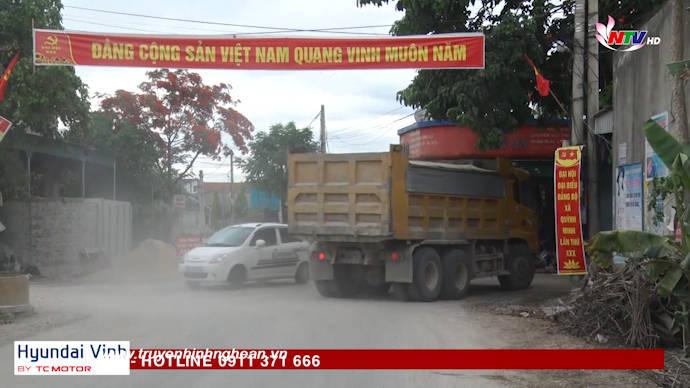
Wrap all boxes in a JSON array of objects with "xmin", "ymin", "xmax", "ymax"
[
  {"xmin": 391, "ymin": 251, "xmax": 400, "ymax": 261},
  {"xmin": 312, "ymin": 251, "xmax": 327, "ymax": 261}
]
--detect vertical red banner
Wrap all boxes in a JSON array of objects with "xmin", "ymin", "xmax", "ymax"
[{"xmin": 554, "ymin": 146, "xmax": 587, "ymax": 275}]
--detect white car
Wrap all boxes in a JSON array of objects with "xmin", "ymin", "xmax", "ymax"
[{"xmin": 179, "ymin": 223, "xmax": 310, "ymax": 287}]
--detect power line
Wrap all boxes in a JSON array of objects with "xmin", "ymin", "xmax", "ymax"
[
  {"xmin": 306, "ymin": 111, "xmax": 321, "ymax": 129},
  {"xmin": 63, "ymin": 17, "xmax": 164, "ymax": 33},
  {"xmin": 64, "ymin": 5, "xmax": 393, "ymax": 35},
  {"xmin": 328, "ymin": 106, "xmax": 408, "ymax": 136}
]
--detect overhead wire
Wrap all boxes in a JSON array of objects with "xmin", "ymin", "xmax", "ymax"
[{"xmin": 63, "ymin": 5, "xmax": 393, "ymax": 35}]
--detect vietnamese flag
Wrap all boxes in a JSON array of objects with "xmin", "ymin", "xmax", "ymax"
[
  {"xmin": 524, "ymin": 54, "xmax": 551, "ymax": 97},
  {"xmin": 0, "ymin": 52, "xmax": 20, "ymax": 103}
]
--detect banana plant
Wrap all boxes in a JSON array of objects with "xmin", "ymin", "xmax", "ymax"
[{"xmin": 586, "ymin": 120, "xmax": 690, "ymax": 354}]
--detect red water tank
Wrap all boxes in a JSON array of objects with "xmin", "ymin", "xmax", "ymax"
[{"xmin": 398, "ymin": 120, "xmax": 570, "ymax": 160}]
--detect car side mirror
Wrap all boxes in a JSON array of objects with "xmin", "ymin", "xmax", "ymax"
[{"xmin": 255, "ymin": 239, "xmax": 266, "ymax": 248}]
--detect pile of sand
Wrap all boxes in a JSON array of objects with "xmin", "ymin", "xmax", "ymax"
[{"xmin": 106, "ymin": 239, "xmax": 179, "ymax": 282}]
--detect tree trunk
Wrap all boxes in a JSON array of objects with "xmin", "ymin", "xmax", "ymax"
[{"xmin": 671, "ymin": 0, "xmax": 689, "ymax": 142}]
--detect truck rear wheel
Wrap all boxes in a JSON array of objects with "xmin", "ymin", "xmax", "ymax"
[
  {"xmin": 407, "ymin": 247, "xmax": 442, "ymax": 302},
  {"xmin": 441, "ymin": 249, "xmax": 472, "ymax": 299},
  {"xmin": 498, "ymin": 246, "xmax": 535, "ymax": 291},
  {"xmin": 315, "ymin": 280, "xmax": 339, "ymax": 297},
  {"xmin": 314, "ymin": 265, "xmax": 362, "ymax": 298}
]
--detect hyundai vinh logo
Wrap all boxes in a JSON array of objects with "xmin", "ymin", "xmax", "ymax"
[{"xmin": 595, "ymin": 16, "xmax": 661, "ymax": 52}]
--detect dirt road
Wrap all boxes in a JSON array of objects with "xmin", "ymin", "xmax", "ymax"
[{"xmin": 0, "ymin": 274, "xmax": 653, "ymax": 387}]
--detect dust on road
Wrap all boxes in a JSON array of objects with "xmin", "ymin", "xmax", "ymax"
[{"xmin": 1, "ymin": 271, "xmax": 655, "ymax": 387}]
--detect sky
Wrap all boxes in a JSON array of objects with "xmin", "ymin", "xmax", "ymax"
[{"xmin": 59, "ymin": 0, "xmax": 418, "ymax": 182}]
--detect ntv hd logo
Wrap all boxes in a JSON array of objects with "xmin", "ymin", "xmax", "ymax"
[{"xmin": 595, "ymin": 16, "xmax": 661, "ymax": 52}]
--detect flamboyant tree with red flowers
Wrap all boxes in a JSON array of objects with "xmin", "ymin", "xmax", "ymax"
[{"xmin": 100, "ymin": 69, "xmax": 253, "ymax": 196}]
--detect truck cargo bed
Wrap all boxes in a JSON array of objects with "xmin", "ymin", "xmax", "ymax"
[{"xmin": 287, "ymin": 152, "xmax": 392, "ymax": 241}]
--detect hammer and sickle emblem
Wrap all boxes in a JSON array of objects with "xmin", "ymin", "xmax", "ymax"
[{"xmin": 45, "ymin": 35, "xmax": 58, "ymax": 46}]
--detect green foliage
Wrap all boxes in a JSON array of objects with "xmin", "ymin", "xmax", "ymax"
[
  {"xmin": 237, "ymin": 122, "xmax": 318, "ymax": 202},
  {"xmin": 100, "ymin": 69, "xmax": 253, "ymax": 198},
  {"xmin": 64, "ymin": 111, "xmax": 161, "ymax": 203},
  {"xmin": 588, "ymin": 120, "xmax": 690, "ymax": 353},
  {"xmin": 359, "ymin": 0, "xmax": 571, "ymax": 148},
  {"xmin": 587, "ymin": 230, "xmax": 678, "ymax": 268},
  {"xmin": 359, "ymin": 0, "xmax": 666, "ymax": 147},
  {"xmin": 0, "ymin": 148, "xmax": 27, "ymax": 200},
  {"xmin": 0, "ymin": 0, "xmax": 89, "ymax": 136}
]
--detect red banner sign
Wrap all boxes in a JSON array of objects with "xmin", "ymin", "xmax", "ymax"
[
  {"xmin": 33, "ymin": 29, "xmax": 484, "ymax": 70},
  {"xmin": 554, "ymin": 146, "xmax": 587, "ymax": 275},
  {"xmin": 175, "ymin": 235, "xmax": 202, "ymax": 257},
  {"xmin": 128, "ymin": 348, "xmax": 663, "ymax": 370},
  {"xmin": 0, "ymin": 115, "xmax": 12, "ymax": 144}
]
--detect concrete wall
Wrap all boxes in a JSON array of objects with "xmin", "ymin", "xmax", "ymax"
[
  {"xmin": 0, "ymin": 198, "xmax": 132, "ymax": 278},
  {"xmin": 612, "ymin": 1, "xmax": 690, "ymax": 228}
]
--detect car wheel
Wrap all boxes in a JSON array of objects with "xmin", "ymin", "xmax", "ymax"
[
  {"xmin": 295, "ymin": 262, "xmax": 309, "ymax": 284},
  {"xmin": 227, "ymin": 265, "xmax": 247, "ymax": 288},
  {"xmin": 441, "ymin": 249, "xmax": 473, "ymax": 300},
  {"xmin": 498, "ymin": 245, "xmax": 535, "ymax": 291},
  {"xmin": 407, "ymin": 247, "xmax": 442, "ymax": 302}
]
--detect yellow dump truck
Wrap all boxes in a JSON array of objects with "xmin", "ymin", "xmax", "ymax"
[{"xmin": 287, "ymin": 145, "xmax": 538, "ymax": 301}]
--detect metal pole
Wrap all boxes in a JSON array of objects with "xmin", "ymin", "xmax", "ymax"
[
  {"xmin": 228, "ymin": 152, "xmax": 234, "ymax": 224},
  {"xmin": 81, "ymin": 159, "xmax": 86, "ymax": 198},
  {"xmin": 26, "ymin": 151, "xmax": 33, "ymax": 267},
  {"xmin": 112, "ymin": 159, "xmax": 117, "ymax": 200},
  {"xmin": 571, "ymin": 0, "xmax": 586, "ymax": 145},
  {"xmin": 319, "ymin": 104, "xmax": 326, "ymax": 153},
  {"xmin": 586, "ymin": 0, "xmax": 600, "ymax": 236}
]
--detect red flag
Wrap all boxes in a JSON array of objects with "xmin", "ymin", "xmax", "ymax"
[
  {"xmin": 0, "ymin": 52, "xmax": 20, "ymax": 103},
  {"xmin": 524, "ymin": 54, "xmax": 550, "ymax": 97}
]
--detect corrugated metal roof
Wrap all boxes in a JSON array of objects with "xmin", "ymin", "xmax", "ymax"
[{"xmin": 594, "ymin": 108, "xmax": 613, "ymax": 134}]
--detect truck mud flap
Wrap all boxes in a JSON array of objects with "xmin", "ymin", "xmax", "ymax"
[{"xmin": 385, "ymin": 251, "xmax": 413, "ymax": 283}]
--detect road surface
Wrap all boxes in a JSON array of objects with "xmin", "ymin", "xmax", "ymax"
[{"xmin": 0, "ymin": 274, "xmax": 652, "ymax": 387}]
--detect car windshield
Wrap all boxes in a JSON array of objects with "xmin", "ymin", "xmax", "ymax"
[{"xmin": 204, "ymin": 226, "xmax": 254, "ymax": 247}]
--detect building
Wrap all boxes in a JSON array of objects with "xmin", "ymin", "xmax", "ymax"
[{"xmin": 610, "ymin": 1, "xmax": 690, "ymax": 235}]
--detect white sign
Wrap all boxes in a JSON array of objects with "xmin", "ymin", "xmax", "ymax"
[
  {"xmin": 617, "ymin": 142, "xmax": 627, "ymax": 165},
  {"xmin": 615, "ymin": 163, "xmax": 643, "ymax": 230},
  {"xmin": 14, "ymin": 341, "xmax": 130, "ymax": 375},
  {"xmin": 644, "ymin": 112, "xmax": 675, "ymax": 235}
]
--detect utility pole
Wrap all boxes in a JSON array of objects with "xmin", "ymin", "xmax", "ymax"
[
  {"xmin": 671, "ymin": 0, "xmax": 689, "ymax": 142},
  {"xmin": 571, "ymin": 0, "xmax": 586, "ymax": 146},
  {"xmin": 319, "ymin": 104, "xmax": 326, "ymax": 153},
  {"xmin": 586, "ymin": 0, "xmax": 600, "ymax": 236},
  {"xmin": 229, "ymin": 151, "xmax": 234, "ymax": 224},
  {"xmin": 198, "ymin": 170, "xmax": 205, "ymax": 231}
]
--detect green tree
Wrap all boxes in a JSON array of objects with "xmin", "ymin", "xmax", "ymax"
[
  {"xmin": 359, "ymin": 0, "xmax": 572, "ymax": 148},
  {"xmin": 0, "ymin": 0, "xmax": 89, "ymax": 136},
  {"xmin": 64, "ymin": 111, "xmax": 162, "ymax": 202},
  {"xmin": 100, "ymin": 69, "xmax": 254, "ymax": 199},
  {"xmin": 358, "ymin": 0, "xmax": 665, "ymax": 147},
  {"xmin": 238, "ymin": 122, "xmax": 318, "ymax": 203}
]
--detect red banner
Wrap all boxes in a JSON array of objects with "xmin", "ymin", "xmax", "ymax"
[
  {"xmin": 128, "ymin": 348, "xmax": 664, "ymax": 370},
  {"xmin": 175, "ymin": 235, "xmax": 202, "ymax": 257},
  {"xmin": 0, "ymin": 115, "xmax": 12, "ymax": 144},
  {"xmin": 33, "ymin": 29, "xmax": 484, "ymax": 70},
  {"xmin": 554, "ymin": 146, "xmax": 588, "ymax": 275}
]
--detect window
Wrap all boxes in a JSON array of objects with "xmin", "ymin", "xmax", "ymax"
[
  {"xmin": 279, "ymin": 228, "xmax": 301, "ymax": 244},
  {"xmin": 251, "ymin": 228, "xmax": 277, "ymax": 246},
  {"xmin": 205, "ymin": 226, "xmax": 253, "ymax": 247}
]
